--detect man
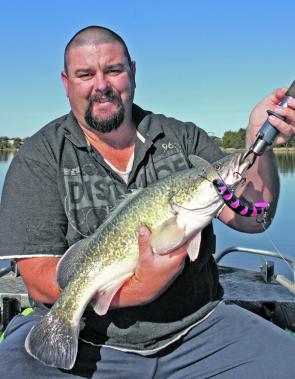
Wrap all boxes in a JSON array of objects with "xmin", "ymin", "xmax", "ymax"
[{"xmin": 0, "ymin": 26, "xmax": 295, "ymax": 378}]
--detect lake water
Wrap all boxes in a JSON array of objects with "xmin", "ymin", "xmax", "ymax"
[{"xmin": 0, "ymin": 151, "xmax": 294, "ymax": 279}]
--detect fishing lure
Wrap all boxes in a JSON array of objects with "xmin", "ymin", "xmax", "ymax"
[{"xmin": 213, "ymin": 178, "xmax": 269, "ymax": 221}]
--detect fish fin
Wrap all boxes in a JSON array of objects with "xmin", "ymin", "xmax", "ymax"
[
  {"xmin": 92, "ymin": 273, "xmax": 133, "ymax": 315},
  {"xmin": 188, "ymin": 154, "xmax": 213, "ymax": 173},
  {"xmin": 57, "ymin": 238, "xmax": 90, "ymax": 289},
  {"xmin": 150, "ymin": 217, "xmax": 186, "ymax": 254},
  {"xmin": 187, "ymin": 233, "xmax": 202, "ymax": 261},
  {"xmin": 118, "ymin": 188, "xmax": 142, "ymax": 200},
  {"xmin": 25, "ymin": 312, "xmax": 79, "ymax": 370}
]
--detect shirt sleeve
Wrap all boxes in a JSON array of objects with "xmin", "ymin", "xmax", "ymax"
[{"xmin": 0, "ymin": 140, "xmax": 68, "ymax": 259}]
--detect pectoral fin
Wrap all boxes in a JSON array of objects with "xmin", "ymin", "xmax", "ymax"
[
  {"xmin": 150, "ymin": 216, "xmax": 186, "ymax": 254},
  {"xmin": 92, "ymin": 273, "xmax": 133, "ymax": 316},
  {"xmin": 187, "ymin": 233, "xmax": 202, "ymax": 261}
]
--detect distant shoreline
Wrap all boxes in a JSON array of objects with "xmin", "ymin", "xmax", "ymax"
[
  {"xmin": 223, "ymin": 147, "xmax": 295, "ymax": 153},
  {"xmin": 1, "ymin": 147, "xmax": 295, "ymax": 153}
]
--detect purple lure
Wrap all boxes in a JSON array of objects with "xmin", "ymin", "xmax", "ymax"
[{"xmin": 213, "ymin": 179, "xmax": 269, "ymax": 218}]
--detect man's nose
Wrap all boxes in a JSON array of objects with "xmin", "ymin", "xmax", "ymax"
[{"xmin": 93, "ymin": 73, "xmax": 110, "ymax": 92}]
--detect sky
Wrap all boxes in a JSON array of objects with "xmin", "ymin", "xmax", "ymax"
[{"xmin": 1, "ymin": 0, "xmax": 295, "ymax": 138}]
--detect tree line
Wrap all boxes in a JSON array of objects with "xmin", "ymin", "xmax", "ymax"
[
  {"xmin": 210, "ymin": 128, "xmax": 295, "ymax": 149},
  {"xmin": 0, "ymin": 137, "xmax": 23, "ymax": 150},
  {"xmin": 0, "ymin": 129, "xmax": 294, "ymax": 150}
]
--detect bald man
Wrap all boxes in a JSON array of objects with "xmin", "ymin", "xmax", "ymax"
[{"xmin": 1, "ymin": 26, "xmax": 295, "ymax": 378}]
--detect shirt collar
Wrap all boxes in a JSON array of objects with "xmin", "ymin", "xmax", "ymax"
[
  {"xmin": 63, "ymin": 112, "xmax": 88, "ymax": 148},
  {"xmin": 63, "ymin": 104, "xmax": 163, "ymax": 148}
]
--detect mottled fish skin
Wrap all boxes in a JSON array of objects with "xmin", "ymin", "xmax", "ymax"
[
  {"xmin": 40, "ymin": 169, "xmax": 216, "ymax": 321},
  {"xmin": 25, "ymin": 152, "xmax": 251, "ymax": 369}
]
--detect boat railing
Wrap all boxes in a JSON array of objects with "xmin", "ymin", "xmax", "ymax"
[
  {"xmin": 215, "ymin": 246, "xmax": 295, "ymax": 284},
  {"xmin": 0, "ymin": 261, "xmax": 16, "ymax": 278}
]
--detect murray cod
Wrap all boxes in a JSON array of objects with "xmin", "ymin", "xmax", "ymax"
[{"xmin": 25, "ymin": 152, "xmax": 251, "ymax": 369}]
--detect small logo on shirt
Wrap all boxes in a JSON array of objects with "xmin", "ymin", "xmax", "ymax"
[
  {"xmin": 162, "ymin": 142, "xmax": 181, "ymax": 153},
  {"xmin": 64, "ymin": 167, "xmax": 80, "ymax": 176},
  {"xmin": 162, "ymin": 142, "xmax": 175, "ymax": 151}
]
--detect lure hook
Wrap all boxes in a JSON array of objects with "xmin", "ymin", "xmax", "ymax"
[{"xmin": 241, "ymin": 149, "xmax": 257, "ymax": 169}]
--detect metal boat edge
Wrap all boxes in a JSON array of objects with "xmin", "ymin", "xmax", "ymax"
[{"xmin": 0, "ymin": 246, "xmax": 294, "ymax": 333}]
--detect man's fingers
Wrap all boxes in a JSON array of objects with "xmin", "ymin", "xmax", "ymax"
[
  {"xmin": 138, "ymin": 225, "xmax": 151, "ymax": 241},
  {"xmin": 138, "ymin": 226, "xmax": 153, "ymax": 262},
  {"xmin": 273, "ymin": 87, "xmax": 288, "ymax": 102},
  {"xmin": 268, "ymin": 115, "xmax": 295, "ymax": 144},
  {"xmin": 287, "ymin": 97, "xmax": 295, "ymax": 109}
]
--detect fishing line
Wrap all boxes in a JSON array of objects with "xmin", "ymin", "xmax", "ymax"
[
  {"xmin": 64, "ymin": 196, "xmax": 89, "ymax": 238},
  {"xmin": 262, "ymin": 223, "xmax": 294, "ymax": 275}
]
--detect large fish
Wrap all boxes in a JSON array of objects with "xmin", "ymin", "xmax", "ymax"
[{"xmin": 25, "ymin": 152, "xmax": 251, "ymax": 369}]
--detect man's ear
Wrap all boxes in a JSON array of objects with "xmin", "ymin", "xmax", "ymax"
[
  {"xmin": 131, "ymin": 61, "xmax": 136, "ymax": 88},
  {"xmin": 61, "ymin": 70, "xmax": 69, "ymax": 97}
]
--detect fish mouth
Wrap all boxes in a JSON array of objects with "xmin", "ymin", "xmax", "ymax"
[
  {"xmin": 231, "ymin": 152, "xmax": 251, "ymax": 183},
  {"xmin": 217, "ymin": 152, "xmax": 252, "ymax": 187},
  {"xmin": 237, "ymin": 152, "xmax": 252, "ymax": 175},
  {"xmin": 229, "ymin": 151, "xmax": 254, "ymax": 192}
]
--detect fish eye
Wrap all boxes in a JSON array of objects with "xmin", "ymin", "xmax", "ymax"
[{"xmin": 214, "ymin": 164, "xmax": 221, "ymax": 170}]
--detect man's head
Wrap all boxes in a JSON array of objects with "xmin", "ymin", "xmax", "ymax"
[{"xmin": 61, "ymin": 26, "xmax": 136, "ymax": 133}]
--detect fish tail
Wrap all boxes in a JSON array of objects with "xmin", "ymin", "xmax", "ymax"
[{"xmin": 25, "ymin": 312, "xmax": 79, "ymax": 369}]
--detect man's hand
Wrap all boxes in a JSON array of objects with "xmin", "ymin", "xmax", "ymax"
[
  {"xmin": 111, "ymin": 226, "xmax": 188, "ymax": 308},
  {"xmin": 247, "ymin": 87, "xmax": 295, "ymax": 146}
]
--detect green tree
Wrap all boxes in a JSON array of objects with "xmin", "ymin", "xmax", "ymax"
[
  {"xmin": 13, "ymin": 138, "xmax": 22, "ymax": 149},
  {"xmin": 222, "ymin": 128, "xmax": 246, "ymax": 149},
  {"xmin": 0, "ymin": 137, "xmax": 10, "ymax": 150}
]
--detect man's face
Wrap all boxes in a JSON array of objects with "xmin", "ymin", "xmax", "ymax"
[{"xmin": 62, "ymin": 42, "xmax": 136, "ymax": 132}]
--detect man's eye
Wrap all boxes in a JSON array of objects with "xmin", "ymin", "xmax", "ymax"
[
  {"xmin": 78, "ymin": 73, "xmax": 93, "ymax": 79},
  {"xmin": 107, "ymin": 69, "xmax": 122, "ymax": 75}
]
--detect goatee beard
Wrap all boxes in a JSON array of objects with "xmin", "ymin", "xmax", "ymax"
[{"xmin": 84, "ymin": 93, "xmax": 125, "ymax": 133}]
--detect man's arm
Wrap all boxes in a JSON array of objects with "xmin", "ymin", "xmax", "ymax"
[
  {"xmin": 16, "ymin": 257, "xmax": 61, "ymax": 304},
  {"xmin": 17, "ymin": 226, "xmax": 187, "ymax": 307},
  {"xmin": 219, "ymin": 88, "xmax": 295, "ymax": 232}
]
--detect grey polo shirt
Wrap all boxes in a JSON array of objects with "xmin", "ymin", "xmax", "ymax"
[{"xmin": 0, "ymin": 104, "xmax": 225, "ymax": 352}]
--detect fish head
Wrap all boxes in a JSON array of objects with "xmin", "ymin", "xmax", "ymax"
[{"xmin": 213, "ymin": 151, "xmax": 252, "ymax": 187}]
